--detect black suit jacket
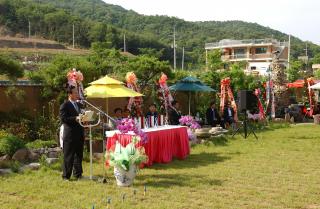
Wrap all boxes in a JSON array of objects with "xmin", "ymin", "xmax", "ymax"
[
  {"xmin": 206, "ymin": 107, "xmax": 221, "ymax": 125},
  {"xmin": 59, "ymin": 100, "xmax": 84, "ymax": 142},
  {"xmin": 223, "ymin": 107, "xmax": 235, "ymax": 121},
  {"xmin": 168, "ymin": 107, "xmax": 181, "ymax": 125}
]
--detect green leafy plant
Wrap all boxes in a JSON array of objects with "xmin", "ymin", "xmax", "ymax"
[
  {"xmin": 39, "ymin": 154, "xmax": 49, "ymax": 167},
  {"xmin": 0, "ymin": 130, "xmax": 10, "ymax": 139},
  {"xmin": 83, "ymin": 147, "xmax": 90, "ymax": 162},
  {"xmin": 9, "ymin": 161, "xmax": 21, "ymax": 173},
  {"xmin": 0, "ymin": 135, "xmax": 25, "ymax": 156},
  {"xmin": 25, "ymin": 140, "xmax": 57, "ymax": 149},
  {"xmin": 3, "ymin": 120, "xmax": 31, "ymax": 141}
]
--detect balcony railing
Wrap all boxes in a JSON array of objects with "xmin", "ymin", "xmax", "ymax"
[
  {"xmin": 221, "ymin": 53, "xmax": 273, "ymax": 60},
  {"xmin": 205, "ymin": 38, "xmax": 287, "ymax": 49}
]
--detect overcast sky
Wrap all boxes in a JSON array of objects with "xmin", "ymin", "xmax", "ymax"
[{"xmin": 103, "ymin": 0, "xmax": 320, "ymax": 45}]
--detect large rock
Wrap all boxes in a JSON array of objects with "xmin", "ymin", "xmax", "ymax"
[
  {"xmin": 195, "ymin": 128, "xmax": 211, "ymax": 138},
  {"xmin": 28, "ymin": 151, "xmax": 40, "ymax": 161},
  {"xmin": 48, "ymin": 151, "xmax": 59, "ymax": 158},
  {"xmin": 46, "ymin": 158, "xmax": 59, "ymax": 165},
  {"xmin": 209, "ymin": 127, "xmax": 228, "ymax": 136},
  {"xmin": 0, "ymin": 168, "xmax": 12, "ymax": 175},
  {"xmin": 0, "ymin": 154, "xmax": 11, "ymax": 161},
  {"xmin": 0, "ymin": 155, "xmax": 11, "ymax": 168},
  {"xmin": 22, "ymin": 163, "xmax": 41, "ymax": 171},
  {"xmin": 12, "ymin": 148, "xmax": 29, "ymax": 162},
  {"xmin": 31, "ymin": 147, "xmax": 62, "ymax": 158}
]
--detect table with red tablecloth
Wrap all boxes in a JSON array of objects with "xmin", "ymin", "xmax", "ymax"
[{"xmin": 105, "ymin": 126, "xmax": 190, "ymax": 167}]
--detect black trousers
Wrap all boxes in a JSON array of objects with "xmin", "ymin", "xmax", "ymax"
[{"xmin": 62, "ymin": 138, "xmax": 84, "ymax": 179}]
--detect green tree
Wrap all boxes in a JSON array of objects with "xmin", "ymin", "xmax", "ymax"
[
  {"xmin": 311, "ymin": 53, "xmax": 320, "ymax": 65},
  {"xmin": 29, "ymin": 54, "xmax": 97, "ymax": 102},
  {"xmin": 287, "ymin": 60, "xmax": 304, "ymax": 82},
  {"xmin": 0, "ymin": 54, "xmax": 23, "ymax": 79},
  {"xmin": 207, "ymin": 49, "xmax": 224, "ymax": 71},
  {"xmin": 138, "ymin": 48, "xmax": 164, "ymax": 59},
  {"xmin": 126, "ymin": 55, "xmax": 172, "ymax": 91}
]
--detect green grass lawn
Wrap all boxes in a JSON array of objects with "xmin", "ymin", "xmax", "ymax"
[{"xmin": 1, "ymin": 124, "xmax": 320, "ymax": 209}]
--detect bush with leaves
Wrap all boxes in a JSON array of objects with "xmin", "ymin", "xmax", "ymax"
[
  {"xmin": 0, "ymin": 135, "xmax": 25, "ymax": 156},
  {"xmin": 0, "ymin": 130, "xmax": 10, "ymax": 139},
  {"xmin": 26, "ymin": 140, "xmax": 57, "ymax": 149}
]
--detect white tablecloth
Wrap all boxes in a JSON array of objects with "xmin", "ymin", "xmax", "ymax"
[{"xmin": 105, "ymin": 125, "xmax": 185, "ymax": 137}]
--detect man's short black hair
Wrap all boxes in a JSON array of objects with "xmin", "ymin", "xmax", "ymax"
[
  {"xmin": 66, "ymin": 85, "xmax": 76, "ymax": 95},
  {"xmin": 114, "ymin": 108, "xmax": 122, "ymax": 113},
  {"xmin": 172, "ymin": 100, "xmax": 178, "ymax": 106},
  {"xmin": 210, "ymin": 101, "xmax": 215, "ymax": 106},
  {"xmin": 149, "ymin": 103, "xmax": 156, "ymax": 108}
]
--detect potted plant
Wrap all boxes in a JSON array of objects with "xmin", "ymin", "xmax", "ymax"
[{"xmin": 105, "ymin": 118, "xmax": 148, "ymax": 186}]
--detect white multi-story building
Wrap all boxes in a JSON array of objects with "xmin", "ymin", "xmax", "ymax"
[{"xmin": 205, "ymin": 38, "xmax": 289, "ymax": 75}]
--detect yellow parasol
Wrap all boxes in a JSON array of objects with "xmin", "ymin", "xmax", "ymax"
[{"xmin": 85, "ymin": 75, "xmax": 143, "ymax": 98}]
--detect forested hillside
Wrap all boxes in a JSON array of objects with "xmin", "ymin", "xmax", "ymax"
[{"xmin": 1, "ymin": 0, "xmax": 319, "ymax": 69}]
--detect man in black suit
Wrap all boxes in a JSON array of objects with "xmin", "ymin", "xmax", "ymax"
[
  {"xmin": 223, "ymin": 102, "xmax": 235, "ymax": 128},
  {"xmin": 206, "ymin": 101, "xmax": 224, "ymax": 128},
  {"xmin": 168, "ymin": 100, "xmax": 181, "ymax": 125},
  {"xmin": 60, "ymin": 85, "xmax": 85, "ymax": 181}
]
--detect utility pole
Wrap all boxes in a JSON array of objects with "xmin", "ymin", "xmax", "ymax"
[
  {"xmin": 28, "ymin": 20, "xmax": 31, "ymax": 38},
  {"xmin": 287, "ymin": 34, "xmax": 291, "ymax": 70},
  {"xmin": 123, "ymin": 33, "xmax": 126, "ymax": 52},
  {"xmin": 304, "ymin": 43, "xmax": 309, "ymax": 74},
  {"xmin": 181, "ymin": 46, "xmax": 185, "ymax": 70},
  {"xmin": 173, "ymin": 26, "xmax": 176, "ymax": 70},
  {"xmin": 305, "ymin": 43, "xmax": 308, "ymax": 57},
  {"xmin": 205, "ymin": 49, "xmax": 208, "ymax": 70},
  {"xmin": 72, "ymin": 24, "xmax": 75, "ymax": 49}
]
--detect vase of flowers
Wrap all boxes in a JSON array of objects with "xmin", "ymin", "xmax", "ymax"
[{"xmin": 106, "ymin": 118, "xmax": 148, "ymax": 186}]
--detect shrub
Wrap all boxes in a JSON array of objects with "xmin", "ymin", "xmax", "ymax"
[
  {"xmin": 1, "ymin": 120, "xmax": 31, "ymax": 142},
  {"xmin": 0, "ymin": 130, "xmax": 10, "ymax": 138},
  {"xmin": 39, "ymin": 154, "xmax": 48, "ymax": 167},
  {"xmin": 0, "ymin": 135, "xmax": 25, "ymax": 156},
  {"xmin": 26, "ymin": 140, "xmax": 57, "ymax": 149},
  {"xmin": 10, "ymin": 161, "xmax": 21, "ymax": 173}
]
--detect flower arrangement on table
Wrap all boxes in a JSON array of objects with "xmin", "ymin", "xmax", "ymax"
[
  {"xmin": 105, "ymin": 118, "xmax": 148, "ymax": 186},
  {"xmin": 179, "ymin": 115, "xmax": 201, "ymax": 143}
]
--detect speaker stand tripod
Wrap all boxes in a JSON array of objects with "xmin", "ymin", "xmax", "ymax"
[{"xmin": 232, "ymin": 111, "xmax": 258, "ymax": 140}]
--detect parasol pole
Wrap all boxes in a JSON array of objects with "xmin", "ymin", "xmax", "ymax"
[{"xmin": 188, "ymin": 91, "xmax": 191, "ymax": 115}]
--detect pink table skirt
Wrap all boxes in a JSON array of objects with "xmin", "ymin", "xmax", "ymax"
[{"xmin": 106, "ymin": 126, "xmax": 190, "ymax": 167}]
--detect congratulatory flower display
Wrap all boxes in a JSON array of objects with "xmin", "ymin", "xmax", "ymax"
[{"xmin": 105, "ymin": 118, "xmax": 148, "ymax": 171}]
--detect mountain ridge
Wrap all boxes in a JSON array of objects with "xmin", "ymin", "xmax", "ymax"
[{"xmin": 1, "ymin": 0, "xmax": 319, "ymax": 69}]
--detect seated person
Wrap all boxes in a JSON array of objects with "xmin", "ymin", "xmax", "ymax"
[
  {"xmin": 145, "ymin": 104, "xmax": 159, "ymax": 127},
  {"xmin": 223, "ymin": 102, "xmax": 235, "ymax": 128},
  {"xmin": 206, "ymin": 102, "xmax": 225, "ymax": 128},
  {"xmin": 168, "ymin": 100, "xmax": 181, "ymax": 125},
  {"xmin": 145, "ymin": 104, "xmax": 158, "ymax": 118},
  {"xmin": 123, "ymin": 108, "xmax": 130, "ymax": 118},
  {"xmin": 113, "ymin": 107, "xmax": 123, "ymax": 122}
]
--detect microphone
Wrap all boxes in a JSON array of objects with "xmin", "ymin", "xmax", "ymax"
[{"xmin": 76, "ymin": 99, "xmax": 116, "ymax": 122}]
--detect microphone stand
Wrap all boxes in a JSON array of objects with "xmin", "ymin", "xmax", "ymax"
[
  {"xmin": 78, "ymin": 112, "xmax": 101, "ymax": 180},
  {"xmin": 78, "ymin": 100, "xmax": 115, "ymax": 181}
]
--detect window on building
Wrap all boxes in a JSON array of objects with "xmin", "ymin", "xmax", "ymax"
[
  {"xmin": 255, "ymin": 47, "xmax": 267, "ymax": 54},
  {"xmin": 251, "ymin": 66, "xmax": 257, "ymax": 70},
  {"xmin": 234, "ymin": 48, "xmax": 245, "ymax": 55}
]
